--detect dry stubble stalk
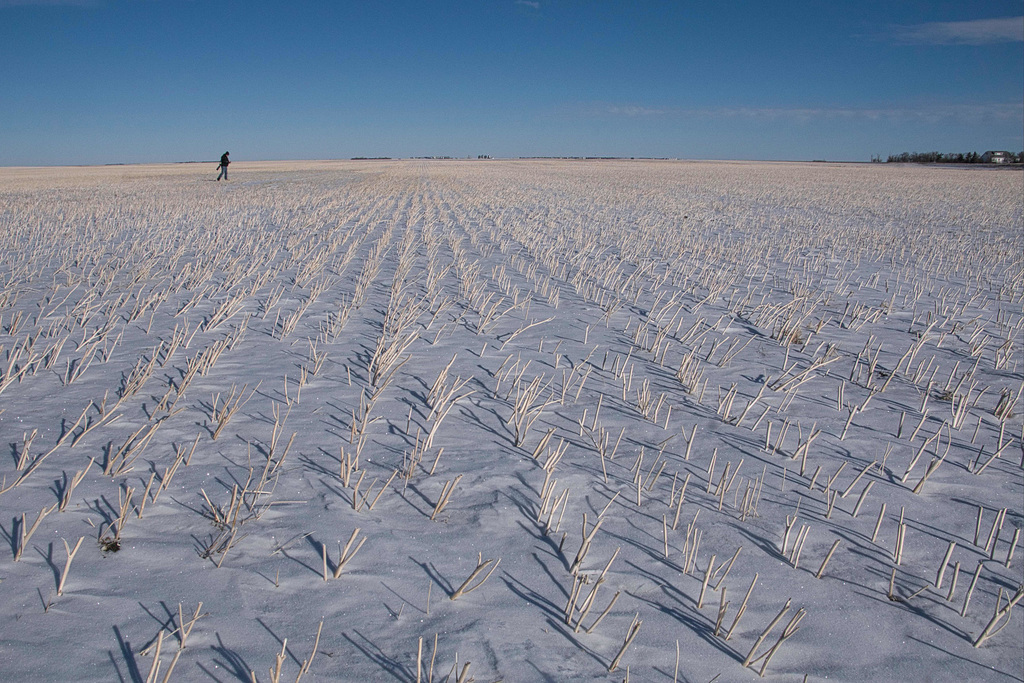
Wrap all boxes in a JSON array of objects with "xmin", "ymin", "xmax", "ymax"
[
  {"xmin": 607, "ymin": 613, "xmax": 642, "ymax": 672},
  {"xmin": 450, "ymin": 555, "xmax": 501, "ymax": 600}
]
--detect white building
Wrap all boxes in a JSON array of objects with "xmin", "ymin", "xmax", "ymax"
[{"xmin": 981, "ymin": 151, "xmax": 1013, "ymax": 163}]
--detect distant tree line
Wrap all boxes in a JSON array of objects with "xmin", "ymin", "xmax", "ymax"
[{"xmin": 882, "ymin": 151, "xmax": 1022, "ymax": 164}]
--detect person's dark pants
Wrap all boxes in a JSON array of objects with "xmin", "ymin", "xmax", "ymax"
[{"xmin": 217, "ymin": 165, "xmax": 228, "ymax": 180}]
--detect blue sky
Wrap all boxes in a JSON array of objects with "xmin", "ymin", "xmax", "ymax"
[{"xmin": 1, "ymin": 1, "xmax": 1021, "ymax": 165}]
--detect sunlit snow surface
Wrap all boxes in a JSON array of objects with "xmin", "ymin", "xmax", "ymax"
[{"xmin": 0, "ymin": 159, "xmax": 1021, "ymax": 682}]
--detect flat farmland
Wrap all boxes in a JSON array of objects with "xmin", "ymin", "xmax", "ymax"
[{"xmin": 0, "ymin": 159, "xmax": 1021, "ymax": 682}]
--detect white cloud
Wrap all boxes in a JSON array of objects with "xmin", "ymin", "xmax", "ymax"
[
  {"xmin": 888, "ymin": 16, "xmax": 1023, "ymax": 45},
  {"xmin": 514, "ymin": 0, "xmax": 540, "ymax": 9},
  {"xmin": 0, "ymin": 0, "xmax": 98, "ymax": 6},
  {"xmin": 713, "ymin": 104, "xmax": 1022, "ymax": 122},
  {"xmin": 604, "ymin": 105, "xmax": 671, "ymax": 117},
  {"xmin": 595, "ymin": 103, "xmax": 1024, "ymax": 123}
]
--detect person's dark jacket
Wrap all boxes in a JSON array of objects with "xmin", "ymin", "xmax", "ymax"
[{"xmin": 220, "ymin": 153, "xmax": 230, "ymax": 167}]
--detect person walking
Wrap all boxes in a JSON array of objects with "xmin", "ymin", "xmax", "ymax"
[{"xmin": 216, "ymin": 151, "xmax": 230, "ymax": 180}]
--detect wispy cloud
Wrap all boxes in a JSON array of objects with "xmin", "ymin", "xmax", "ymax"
[
  {"xmin": 887, "ymin": 16, "xmax": 1023, "ymax": 45},
  {"xmin": 594, "ymin": 102, "xmax": 1023, "ymax": 123},
  {"xmin": 604, "ymin": 105, "xmax": 671, "ymax": 117},
  {"xmin": 514, "ymin": 0, "xmax": 540, "ymax": 9},
  {"xmin": 711, "ymin": 103, "xmax": 1022, "ymax": 122},
  {"xmin": 0, "ymin": 0, "xmax": 99, "ymax": 6}
]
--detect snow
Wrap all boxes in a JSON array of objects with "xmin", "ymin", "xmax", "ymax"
[{"xmin": 0, "ymin": 159, "xmax": 1021, "ymax": 682}]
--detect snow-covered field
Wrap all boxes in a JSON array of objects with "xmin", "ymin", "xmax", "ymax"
[{"xmin": 0, "ymin": 159, "xmax": 1021, "ymax": 682}]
